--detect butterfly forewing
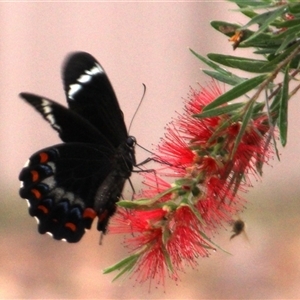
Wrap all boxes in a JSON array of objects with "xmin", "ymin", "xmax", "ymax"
[
  {"xmin": 19, "ymin": 93, "xmax": 114, "ymax": 146},
  {"xmin": 63, "ymin": 52, "xmax": 128, "ymax": 148},
  {"xmin": 19, "ymin": 52, "xmax": 136, "ymax": 243}
]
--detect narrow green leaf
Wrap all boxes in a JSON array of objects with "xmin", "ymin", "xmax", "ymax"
[
  {"xmin": 194, "ymin": 103, "xmax": 244, "ymax": 119},
  {"xmin": 111, "ymin": 259, "xmax": 138, "ymax": 282},
  {"xmin": 271, "ymin": 24, "xmax": 300, "ymax": 40},
  {"xmin": 276, "ymin": 19, "xmax": 300, "ymax": 28},
  {"xmin": 242, "ymin": 32, "xmax": 283, "ymax": 48},
  {"xmin": 210, "ymin": 21, "xmax": 240, "ymax": 35},
  {"xmin": 240, "ymin": 6, "xmax": 287, "ymax": 43},
  {"xmin": 289, "ymin": 3, "xmax": 300, "ymax": 14},
  {"xmin": 265, "ymin": 93, "xmax": 280, "ymax": 161},
  {"xmin": 275, "ymin": 35, "xmax": 298, "ymax": 55},
  {"xmin": 203, "ymin": 74, "xmax": 268, "ymax": 111},
  {"xmin": 203, "ymin": 70, "xmax": 245, "ymax": 86},
  {"xmin": 175, "ymin": 178, "xmax": 194, "ymax": 186},
  {"xmin": 290, "ymin": 54, "xmax": 300, "ymax": 69},
  {"xmin": 278, "ymin": 67, "xmax": 289, "ymax": 146},
  {"xmin": 230, "ymin": 0, "xmax": 273, "ymax": 9},
  {"xmin": 118, "ymin": 186, "xmax": 179, "ymax": 209},
  {"xmin": 198, "ymin": 230, "xmax": 232, "ymax": 255},
  {"xmin": 190, "ymin": 49, "xmax": 229, "ymax": 76},
  {"xmin": 232, "ymin": 5, "xmax": 259, "ymax": 18},
  {"xmin": 208, "ymin": 53, "xmax": 275, "ymax": 73},
  {"xmin": 270, "ymin": 89, "xmax": 282, "ymax": 118},
  {"xmin": 103, "ymin": 253, "xmax": 139, "ymax": 274},
  {"xmin": 266, "ymin": 41, "xmax": 300, "ymax": 68},
  {"xmin": 117, "ymin": 198, "xmax": 154, "ymax": 209},
  {"xmin": 273, "ymin": 131, "xmax": 281, "ymax": 161},
  {"xmin": 241, "ymin": 10, "xmax": 277, "ymax": 28},
  {"xmin": 162, "ymin": 226, "xmax": 171, "ymax": 245},
  {"xmin": 180, "ymin": 203, "xmax": 206, "ymax": 225},
  {"xmin": 254, "ymin": 48, "xmax": 277, "ymax": 55},
  {"xmin": 253, "ymin": 102, "xmax": 265, "ymax": 114},
  {"xmin": 231, "ymin": 100, "xmax": 255, "ymax": 158},
  {"xmin": 161, "ymin": 243, "xmax": 173, "ymax": 272},
  {"xmin": 208, "ymin": 114, "xmax": 241, "ymax": 144}
]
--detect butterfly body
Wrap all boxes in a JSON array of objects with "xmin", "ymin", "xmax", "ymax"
[{"xmin": 19, "ymin": 52, "xmax": 135, "ymax": 243}]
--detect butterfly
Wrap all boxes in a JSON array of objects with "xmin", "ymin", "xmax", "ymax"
[{"xmin": 19, "ymin": 52, "xmax": 136, "ymax": 243}]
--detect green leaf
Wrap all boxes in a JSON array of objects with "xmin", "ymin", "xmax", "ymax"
[
  {"xmin": 278, "ymin": 66, "xmax": 289, "ymax": 146},
  {"xmin": 194, "ymin": 103, "xmax": 244, "ymax": 119},
  {"xmin": 161, "ymin": 243, "xmax": 173, "ymax": 272},
  {"xmin": 118, "ymin": 186, "xmax": 179, "ymax": 209},
  {"xmin": 271, "ymin": 24, "xmax": 300, "ymax": 40},
  {"xmin": 203, "ymin": 74, "xmax": 268, "ymax": 111},
  {"xmin": 276, "ymin": 19, "xmax": 300, "ymax": 28},
  {"xmin": 190, "ymin": 49, "xmax": 245, "ymax": 85},
  {"xmin": 210, "ymin": 21, "xmax": 242, "ymax": 37},
  {"xmin": 198, "ymin": 230, "xmax": 232, "ymax": 255},
  {"xmin": 103, "ymin": 253, "xmax": 139, "ymax": 280},
  {"xmin": 253, "ymin": 102, "xmax": 265, "ymax": 114},
  {"xmin": 275, "ymin": 34, "xmax": 299, "ymax": 55},
  {"xmin": 162, "ymin": 226, "xmax": 171, "ymax": 245},
  {"xmin": 240, "ymin": 6, "xmax": 287, "ymax": 43},
  {"xmin": 231, "ymin": 100, "xmax": 255, "ymax": 158},
  {"xmin": 288, "ymin": 3, "xmax": 300, "ymax": 14},
  {"xmin": 265, "ymin": 93, "xmax": 280, "ymax": 161},
  {"xmin": 232, "ymin": 6, "xmax": 259, "ymax": 19},
  {"xmin": 270, "ymin": 89, "xmax": 282, "ymax": 119},
  {"xmin": 208, "ymin": 53, "xmax": 275, "ymax": 73},
  {"xmin": 266, "ymin": 41, "xmax": 300, "ymax": 68},
  {"xmin": 254, "ymin": 48, "xmax": 277, "ymax": 55},
  {"xmin": 208, "ymin": 114, "xmax": 241, "ymax": 144},
  {"xmin": 290, "ymin": 54, "xmax": 300, "ymax": 69},
  {"xmin": 180, "ymin": 203, "xmax": 206, "ymax": 225},
  {"xmin": 203, "ymin": 70, "xmax": 245, "ymax": 86},
  {"xmin": 190, "ymin": 49, "xmax": 229, "ymax": 76},
  {"xmin": 230, "ymin": 0, "xmax": 273, "ymax": 9},
  {"xmin": 241, "ymin": 32, "xmax": 283, "ymax": 48},
  {"xmin": 117, "ymin": 198, "xmax": 155, "ymax": 209}
]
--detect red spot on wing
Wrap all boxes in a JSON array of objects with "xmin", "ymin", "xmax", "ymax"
[
  {"xmin": 83, "ymin": 208, "xmax": 97, "ymax": 220},
  {"xmin": 39, "ymin": 152, "xmax": 49, "ymax": 163},
  {"xmin": 31, "ymin": 170, "xmax": 39, "ymax": 182},
  {"xmin": 65, "ymin": 222, "xmax": 77, "ymax": 232},
  {"xmin": 31, "ymin": 188, "xmax": 41, "ymax": 199},
  {"xmin": 37, "ymin": 205, "xmax": 49, "ymax": 214}
]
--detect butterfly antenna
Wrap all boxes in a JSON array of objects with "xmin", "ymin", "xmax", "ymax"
[
  {"xmin": 128, "ymin": 83, "xmax": 146, "ymax": 133},
  {"xmin": 135, "ymin": 143, "xmax": 176, "ymax": 169},
  {"xmin": 136, "ymin": 142, "xmax": 155, "ymax": 156}
]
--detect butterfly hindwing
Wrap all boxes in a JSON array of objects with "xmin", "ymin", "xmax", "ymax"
[
  {"xmin": 19, "ymin": 52, "xmax": 136, "ymax": 242},
  {"xmin": 19, "ymin": 143, "xmax": 117, "ymax": 242}
]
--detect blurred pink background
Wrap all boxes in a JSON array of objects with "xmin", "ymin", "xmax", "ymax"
[{"xmin": 1, "ymin": 2, "xmax": 300, "ymax": 298}]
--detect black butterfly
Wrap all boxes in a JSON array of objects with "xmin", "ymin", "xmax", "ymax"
[{"xmin": 19, "ymin": 52, "xmax": 136, "ymax": 243}]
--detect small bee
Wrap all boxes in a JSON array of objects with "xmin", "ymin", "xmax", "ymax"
[
  {"xmin": 230, "ymin": 218, "xmax": 249, "ymax": 241},
  {"xmin": 228, "ymin": 30, "xmax": 244, "ymax": 50}
]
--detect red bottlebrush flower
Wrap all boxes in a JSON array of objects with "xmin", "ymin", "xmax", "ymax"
[
  {"xmin": 109, "ymin": 199, "xmax": 216, "ymax": 285},
  {"xmin": 167, "ymin": 205, "xmax": 213, "ymax": 264},
  {"xmin": 109, "ymin": 207, "xmax": 167, "ymax": 236},
  {"xmin": 106, "ymin": 80, "xmax": 273, "ymax": 286}
]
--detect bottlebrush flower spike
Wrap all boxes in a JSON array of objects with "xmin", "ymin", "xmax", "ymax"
[{"xmin": 105, "ymin": 80, "xmax": 273, "ymax": 286}]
